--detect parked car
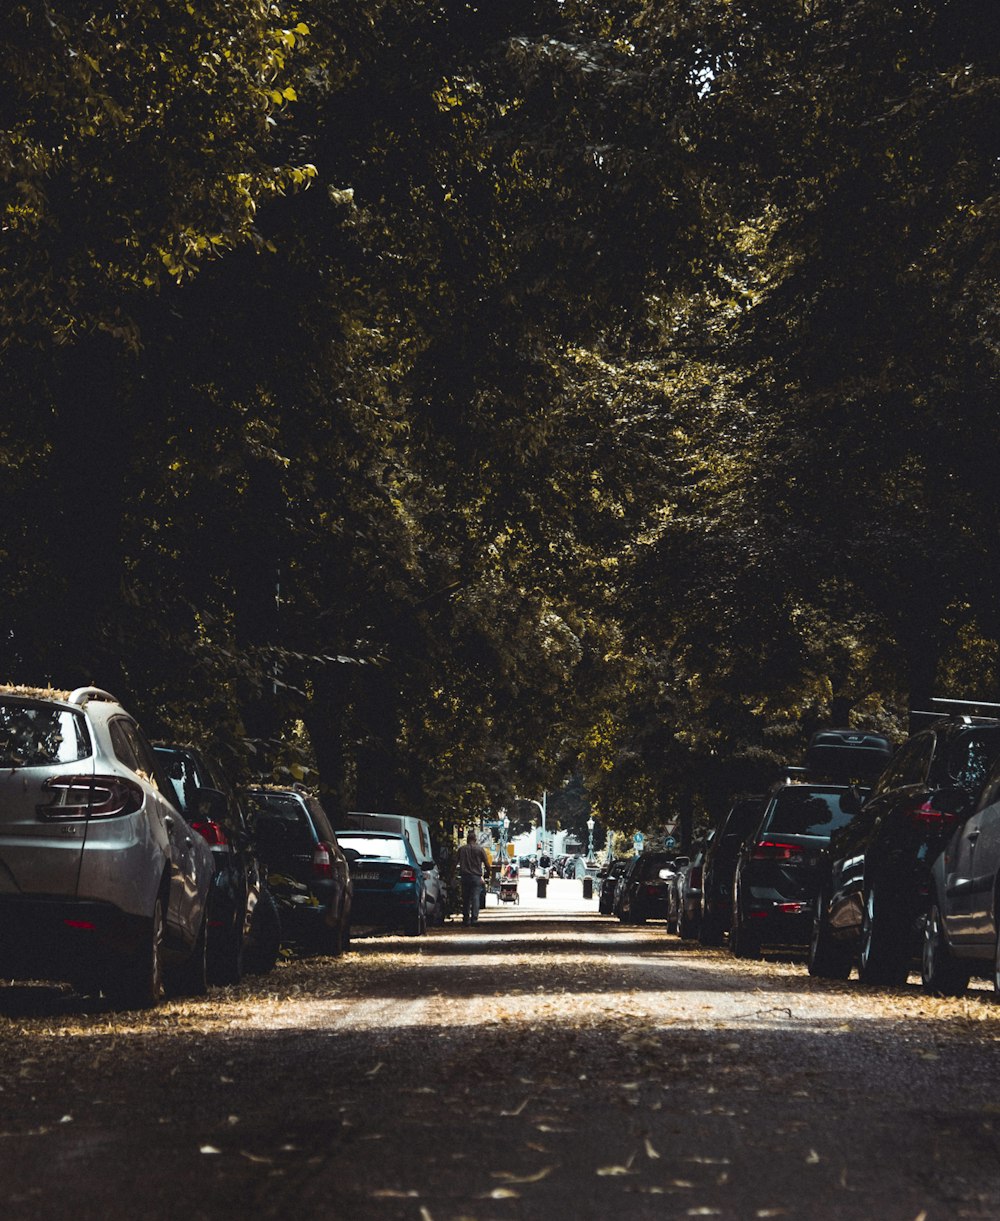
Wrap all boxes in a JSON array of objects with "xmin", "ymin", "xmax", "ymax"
[
  {"xmin": 671, "ymin": 839, "xmax": 710, "ymax": 939},
  {"xmin": 346, "ymin": 811, "xmax": 445, "ymax": 924},
  {"xmin": 699, "ymin": 797, "xmax": 766, "ymax": 945},
  {"xmin": 731, "ymin": 782, "xmax": 860, "ymax": 958},
  {"xmin": 598, "ymin": 859, "xmax": 629, "ymax": 915},
  {"xmin": 811, "ymin": 716, "xmax": 1000, "ymax": 983},
  {"xmin": 617, "ymin": 852, "xmax": 675, "ymax": 924},
  {"xmin": 661, "ymin": 856, "xmax": 689, "ymax": 933},
  {"xmin": 0, "ymin": 685, "xmax": 214, "ymax": 1007},
  {"xmin": 155, "ymin": 744, "xmax": 281, "ymax": 983},
  {"xmin": 247, "ymin": 786, "xmax": 353, "ymax": 955},
  {"xmin": 922, "ymin": 743, "xmax": 1000, "ymax": 995},
  {"xmin": 337, "ymin": 830, "xmax": 428, "ymax": 936}
]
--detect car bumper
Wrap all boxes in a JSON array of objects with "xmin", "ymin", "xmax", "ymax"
[
  {"xmin": 0, "ymin": 895, "xmax": 150, "ymax": 982},
  {"xmin": 351, "ymin": 887, "xmax": 420, "ymax": 929}
]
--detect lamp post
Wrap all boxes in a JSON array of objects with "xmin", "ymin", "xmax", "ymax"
[
  {"xmin": 502, "ymin": 813, "xmax": 510, "ymax": 859},
  {"xmin": 586, "ymin": 816, "xmax": 595, "ymax": 863},
  {"xmin": 522, "ymin": 793, "xmax": 547, "ymax": 855}
]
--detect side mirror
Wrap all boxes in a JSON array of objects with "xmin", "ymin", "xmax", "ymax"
[
  {"xmin": 421, "ymin": 860, "xmax": 436, "ymax": 872},
  {"xmin": 674, "ymin": 856, "xmax": 691, "ymax": 868},
  {"xmin": 658, "ymin": 867, "xmax": 676, "ymax": 880}
]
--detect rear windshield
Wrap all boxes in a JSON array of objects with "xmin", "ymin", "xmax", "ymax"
[
  {"xmin": 638, "ymin": 854, "xmax": 671, "ymax": 880},
  {"xmin": 765, "ymin": 788, "xmax": 856, "ymax": 838},
  {"xmin": 249, "ymin": 792, "xmax": 315, "ymax": 851},
  {"xmin": 338, "ymin": 834, "xmax": 408, "ymax": 861},
  {"xmin": 0, "ymin": 701, "xmax": 91, "ymax": 767}
]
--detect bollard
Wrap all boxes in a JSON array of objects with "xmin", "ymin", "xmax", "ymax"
[
  {"xmin": 536, "ymin": 876, "xmax": 548, "ymax": 898},
  {"xmin": 582, "ymin": 876, "xmax": 593, "ymax": 900}
]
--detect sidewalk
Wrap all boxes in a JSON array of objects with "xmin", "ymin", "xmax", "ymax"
[{"xmin": 478, "ymin": 874, "xmax": 600, "ymax": 918}]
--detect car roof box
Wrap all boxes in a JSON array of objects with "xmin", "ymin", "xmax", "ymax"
[{"xmin": 805, "ymin": 729, "xmax": 893, "ymax": 780}]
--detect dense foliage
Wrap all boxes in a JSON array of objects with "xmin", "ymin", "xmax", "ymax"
[{"xmin": 1, "ymin": 1, "xmax": 997, "ymax": 839}]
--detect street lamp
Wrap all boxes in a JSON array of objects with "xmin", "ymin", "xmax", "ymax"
[
  {"xmin": 586, "ymin": 816, "xmax": 595, "ymax": 863},
  {"xmin": 521, "ymin": 793, "xmax": 547, "ymax": 854},
  {"xmin": 502, "ymin": 813, "xmax": 510, "ymax": 858}
]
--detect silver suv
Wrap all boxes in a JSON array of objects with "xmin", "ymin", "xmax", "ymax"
[{"xmin": 0, "ymin": 686, "xmax": 213, "ymax": 1007}]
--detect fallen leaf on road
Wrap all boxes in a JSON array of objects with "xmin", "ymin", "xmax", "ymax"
[
  {"xmin": 597, "ymin": 1165, "xmax": 635, "ymax": 1177},
  {"xmin": 806, "ymin": 1150, "xmax": 820, "ymax": 1164},
  {"xmin": 645, "ymin": 1138, "xmax": 660, "ymax": 1159},
  {"xmin": 483, "ymin": 1188, "xmax": 520, "ymax": 1199},
  {"xmin": 199, "ymin": 1145, "xmax": 221, "ymax": 1155},
  {"xmin": 240, "ymin": 1152, "xmax": 273, "ymax": 1164},
  {"xmin": 499, "ymin": 1097, "xmax": 530, "ymax": 1116},
  {"xmin": 367, "ymin": 1062, "xmax": 384, "ymax": 1076},
  {"xmin": 371, "ymin": 1190, "xmax": 419, "ymax": 1198},
  {"xmin": 492, "ymin": 1166, "xmax": 554, "ymax": 1184}
]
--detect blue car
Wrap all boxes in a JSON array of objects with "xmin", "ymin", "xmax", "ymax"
[{"xmin": 337, "ymin": 831, "xmax": 428, "ymax": 937}]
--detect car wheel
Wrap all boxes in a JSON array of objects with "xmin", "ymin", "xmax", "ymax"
[
  {"xmin": 111, "ymin": 898, "xmax": 165, "ymax": 1010},
  {"xmin": 210, "ymin": 915, "xmax": 245, "ymax": 986},
  {"xmin": 858, "ymin": 885, "xmax": 910, "ymax": 986},
  {"xmin": 808, "ymin": 895, "xmax": 852, "ymax": 980},
  {"xmin": 730, "ymin": 900, "xmax": 761, "ymax": 960},
  {"xmin": 244, "ymin": 887, "xmax": 282, "ymax": 975},
  {"xmin": 168, "ymin": 907, "xmax": 209, "ymax": 998},
  {"xmin": 678, "ymin": 909, "xmax": 699, "ymax": 940},
  {"xmin": 699, "ymin": 908, "xmax": 725, "ymax": 947},
  {"xmin": 405, "ymin": 904, "xmax": 427, "ymax": 937},
  {"xmin": 922, "ymin": 902, "xmax": 969, "ymax": 997}
]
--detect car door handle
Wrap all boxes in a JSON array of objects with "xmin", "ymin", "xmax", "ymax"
[{"xmin": 967, "ymin": 830, "xmax": 980, "ymax": 843}]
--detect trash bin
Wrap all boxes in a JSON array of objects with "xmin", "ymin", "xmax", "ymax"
[
  {"xmin": 582, "ymin": 877, "xmax": 593, "ymax": 900},
  {"xmin": 536, "ymin": 877, "xmax": 548, "ymax": 898}
]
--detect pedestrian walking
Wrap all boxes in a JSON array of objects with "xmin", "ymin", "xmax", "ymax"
[{"xmin": 456, "ymin": 830, "xmax": 490, "ymax": 926}]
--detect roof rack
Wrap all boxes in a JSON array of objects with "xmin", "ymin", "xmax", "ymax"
[
  {"xmin": 931, "ymin": 697, "xmax": 1000, "ymax": 713},
  {"xmin": 68, "ymin": 687, "xmax": 120, "ymax": 707}
]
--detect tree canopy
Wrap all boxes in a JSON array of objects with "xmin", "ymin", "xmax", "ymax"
[{"xmin": 1, "ymin": 1, "xmax": 998, "ymax": 839}]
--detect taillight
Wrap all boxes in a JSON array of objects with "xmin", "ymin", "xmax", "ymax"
[
  {"xmin": 751, "ymin": 840, "xmax": 805, "ymax": 863},
  {"xmin": 190, "ymin": 821, "xmax": 228, "ymax": 846},
  {"xmin": 37, "ymin": 775, "xmax": 144, "ymax": 821},
  {"xmin": 312, "ymin": 843, "xmax": 333, "ymax": 878},
  {"xmin": 903, "ymin": 800, "xmax": 959, "ymax": 827},
  {"xmin": 399, "ymin": 867, "xmax": 417, "ymax": 883},
  {"xmin": 645, "ymin": 883, "xmax": 661, "ymax": 895}
]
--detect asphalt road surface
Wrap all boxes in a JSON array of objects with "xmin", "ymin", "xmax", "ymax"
[{"xmin": 2, "ymin": 878, "xmax": 1000, "ymax": 1220}]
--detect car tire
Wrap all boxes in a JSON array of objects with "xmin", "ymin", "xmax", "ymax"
[
  {"xmin": 808, "ymin": 896, "xmax": 852, "ymax": 980},
  {"xmin": 922, "ymin": 902, "xmax": 969, "ymax": 997},
  {"xmin": 858, "ymin": 885, "xmax": 910, "ymax": 986},
  {"xmin": 244, "ymin": 887, "xmax": 282, "ymax": 975},
  {"xmin": 699, "ymin": 909, "xmax": 725, "ymax": 947},
  {"xmin": 678, "ymin": 909, "xmax": 699, "ymax": 940},
  {"xmin": 730, "ymin": 901, "xmax": 761, "ymax": 959},
  {"xmin": 210, "ymin": 915, "xmax": 245, "ymax": 986},
  {"xmin": 405, "ymin": 904, "xmax": 427, "ymax": 937},
  {"xmin": 168, "ymin": 908, "xmax": 209, "ymax": 998},
  {"xmin": 111, "ymin": 898, "xmax": 165, "ymax": 1010}
]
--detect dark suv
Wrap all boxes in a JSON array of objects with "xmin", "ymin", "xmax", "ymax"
[
  {"xmin": 155, "ymin": 744, "xmax": 281, "ymax": 984},
  {"xmin": 247, "ymin": 787, "xmax": 353, "ymax": 955},
  {"xmin": 731, "ymin": 783, "xmax": 860, "ymax": 958},
  {"xmin": 810, "ymin": 716, "xmax": 1000, "ymax": 984},
  {"xmin": 699, "ymin": 797, "xmax": 765, "ymax": 945}
]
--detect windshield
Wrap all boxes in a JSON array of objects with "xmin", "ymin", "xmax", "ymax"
[
  {"xmin": 765, "ymin": 788, "xmax": 856, "ymax": 838},
  {"xmin": 0, "ymin": 701, "xmax": 91, "ymax": 767},
  {"xmin": 338, "ymin": 834, "xmax": 408, "ymax": 861}
]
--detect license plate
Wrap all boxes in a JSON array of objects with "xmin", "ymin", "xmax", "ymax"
[{"xmin": 354, "ymin": 871, "xmax": 381, "ymax": 881}]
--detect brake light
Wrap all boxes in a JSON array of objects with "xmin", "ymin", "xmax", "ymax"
[
  {"xmin": 399, "ymin": 867, "xmax": 417, "ymax": 883},
  {"xmin": 190, "ymin": 821, "xmax": 227, "ymax": 846},
  {"xmin": 312, "ymin": 843, "xmax": 333, "ymax": 878},
  {"xmin": 904, "ymin": 800, "xmax": 959, "ymax": 827},
  {"xmin": 776, "ymin": 901, "xmax": 808, "ymax": 914},
  {"xmin": 37, "ymin": 775, "xmax": 144, "ymax": 821},
  {"xmin": 751, "ymin": 841, "xmax": 805, "ymax": 863},
  {"xmin": 645, "ymin": 883, "xmax": 662, "ymax": 895}
]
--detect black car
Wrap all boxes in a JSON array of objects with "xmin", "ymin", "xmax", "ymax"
[
  {"xmin": 247, "ymin": 787, "xmax": 353, "ymax": 955},
  {"xmin": 617, "ymin": 852, "xmax": 674, "ymax": 924},
  {"xmin": 598, "ymin": 859, "xmax": 628, "ymax": 915},
  {"xmin": 699, "ymin": 797, "xmax": 765, "ymax": 945},
  {"xmin": 156, "ymin": 744, "xmax": 281, "ymax": 984},
  {"xmin": 923, "ymin": 743, "xmax": 1000, "ymax": 995},
  {"xmin": 811, "ymin": 715, "xmax": 1000, "ymax": 984},
  {"xmin": 671, "ymin": 839, "xmax": 709, "ymax": 940},
  {"xmin": 731, "ymin": 783, "xmax": 859, "ymax": 959}
]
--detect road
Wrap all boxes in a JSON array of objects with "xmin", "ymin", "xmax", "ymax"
[{"xmin": 2, "ymin": 877, "xmax": 1000, "ymax": 1220}]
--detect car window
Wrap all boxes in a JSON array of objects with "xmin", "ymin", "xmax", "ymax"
[
  {"xmin": 0, "ymin": 701, "xmax": 91, "ymax": 766},
  {"xmin": 109, "ymin": 719, "xmax": 141, "ymax": 772},
  {"xmin": 873, "ymin": 734, "xmax": 933, "ymax": 794},
  {"xmin": 949, "ymin": 729, "xmax": 1000, "ymax": 791},
  {"xmin": 765, "ymin": 789, "xmax": 856, "ymax": 837},
  {"xmin": 638, "ymin": 855, "xmax": 670, "ymax": 880},
  {"xmin": 305, "ymin": 797, "xmax": 337, "ymax": 845},
  {"xmin": 338, "ymin": 834, "xmax": 408, "ymax": 861},
  {"xmin": 250, "ymin": 792, "xmax": 315, "ymax": 851},
  {"xmin": 724, "ymin": 799, "xmax": 765, "ymax": 840}
]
